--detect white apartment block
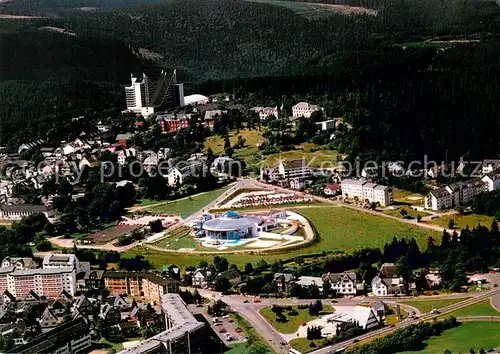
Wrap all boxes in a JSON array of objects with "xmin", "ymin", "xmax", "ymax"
[
  {"xmin": 278, "ymin": 160, "xmax": 313, "ymax": 180},
  {"xmin": 340, "ymin": 178, "xmax": 393, "ymax": 206},
  {"xmin": 426, "ymin": 179, "xmax": 487, "ymax": 211},
  {"xmin": 292, "ymin": 102, "xmax": 324, "ymax": 118},
  {"xmin": 425, "ymin": 188, "xmax": 453, "ymax": 211}
]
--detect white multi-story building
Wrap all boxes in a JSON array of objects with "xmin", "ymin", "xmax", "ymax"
[
  {"xmin": 322, "ymin": 272, "xmax": 357, "ymax": 295},
  {"xmin": 251, "ymin": 106, "xmax": 279, "ymax": 120},
  {"xmin": 340, "ymin": 178, "xmax": 393, "ymax": 206},
  {"xmin": 277, "ymin": 160, "xmax": 313, "ymax": 180},
  {"xmin": 292, "ymin": 102, "xmax": 324, "ymax": 118},
  {"xmin": 425, "ymin": 179, "xmax": 487, "ymax": 210},
  {"xmin": 374, "ymin": 185, "xmax": 393, "ymax": 206},
  {"xmin": 482, "ymin": 169, "xmax": 500, "ymax": 192},
  {"xmin": 371, "ymin": 276, "xmax": 404, "ymax": 296},
  {"xmin": 425, "ymin": 188, "xmax": 453, "ymax": 211},
  {"xmin": 125, "ymin": 73, "xmax": 155, "ymax": 114},
  {"xmin": 0, "ymin": 204, "xmax": 54, "ymax": 220}
]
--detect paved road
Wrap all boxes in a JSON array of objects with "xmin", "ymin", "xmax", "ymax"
[
  {"xmin": 190, "ymin": 287, "xmax": 500, "ymax": 354},
  {"xmin": 309, "ymin": 286, "xmax": 500, "ymax": 354}
]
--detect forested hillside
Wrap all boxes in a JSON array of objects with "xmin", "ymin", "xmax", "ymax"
[{"xmin": 1, "ymin": 0, "xmax": 500, "ymax": 161}]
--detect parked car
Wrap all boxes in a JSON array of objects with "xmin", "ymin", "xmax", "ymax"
[
  {"xmin": 219, "ymin": 329, "xmax": 227, "ymax": 333},
  {"xmin": 243, "ymin": 300, "xmax": 249, "ymax": 303},
  {"xmin": 235, "ymin": 328, "xmax": 243, "ymax": 333}
]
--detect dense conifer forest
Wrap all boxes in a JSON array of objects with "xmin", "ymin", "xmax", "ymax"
[{"xmin": 1, "ymin": 0, "xmax": 500, "ymax": 161}]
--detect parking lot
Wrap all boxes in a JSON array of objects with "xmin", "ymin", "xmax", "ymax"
[{"xmin": 207, "ymin": 314, "xmax": 247, "ymax": 344}]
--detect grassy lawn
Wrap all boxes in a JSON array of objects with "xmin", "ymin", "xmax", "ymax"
[
  {"xmin": 399, "ymin": 298, "xmax": 469, "ymax": 313},
  {"xmin": 97, "ymin": 338, "xmax": 124, "ymax": 352},
  {"xmin": 128, "ymin": 205, "xmax": 440, "ymax": 268},
  {"xmin": 398, "ymin": 321, "xmax": 500, "ymax": 353},
  {"xmin": 204, "ymin": 130, "xmax": 338, "ymax": 169},
  {"xmin": 428, "ymin": 213, "xmax": 495, "ymax": 230},
  {"xmin": 392, "ymin": 189, "xmax": 425, "ymax": 205},
  {"xmin": 204, "ymin": 130, "xmax": 263, "ymax": 165},
  {"xmin": 289, "ymin": 337, "xmax": 329, "ymax": 353},
  {"xmin": 383, "ymin": 206, "xmax": 423, "ymax": 220},
  {"xmin": 263, "ymin": 142, "xmax": 338, "ymax": 169},
  {"xmin": 260, "ymin": 305, "xmax": 334, "ymax": 334},
  {"xmin": 299, "ymin": 206, "xmax": 439, "ymax": 252},
  {"xmin": 441, "ymin": 299, "xmax": 500, "ymax": 318},
  {"xmin": 141, "ymin": 186, "xmax": 231, "ymax": 218}
]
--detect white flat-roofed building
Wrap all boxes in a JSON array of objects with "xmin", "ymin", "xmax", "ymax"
[
  {"xmin": 5, "ymin": 267, "xmax": 77, "ymax": 298},
  {"xmin": 341, "ymin": 178, "xmax": 392, "ymax": 206},
  {"xmin": 315, "ymin": 119, "xmax": 336, "ymax": 131},
  {"xmin": 125, "ymin": 73, "xmax": 154, "ymax": 114},
  {"xmin": 374, "ymin": 185, "xmax": 393, "ymax": 206},
  {"xmin": 278, "ymin": 159, "xmax": 312, "ymax": 180},
  {"xmin": 117, "ymin": 294, "xmax": 203, "ymax": 354},
  {"xmin": 292, "ymin": 102, "xmax": 324, "ymax": 118},
  {"xmin": 0, "ymin": 204, "xmax": 54, "ymax": 220},
  {"xmin": 425, "ymin": 188, "xmax": 453, "ymax": 210}
]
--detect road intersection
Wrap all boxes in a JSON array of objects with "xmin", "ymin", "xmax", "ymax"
[{"xmin": 192, "ymin": 286, "xmax": 500, "ymax": 354}]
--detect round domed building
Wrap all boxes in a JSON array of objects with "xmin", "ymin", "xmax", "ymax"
[{"xmin": 202, "ymin": 211, "xmax": 263, "ymax": 241}]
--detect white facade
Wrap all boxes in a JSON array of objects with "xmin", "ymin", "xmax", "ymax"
[
  {"xmin": 425, "ymin": 189, "xmax": 453, "ymax": 211},
  {"xmin": 278, "ymin": 160, "xmax": 313, "ymax": 180},
  {"xmin": 341, "ymin": 178, "xmax": 393, "ymax": 206},
  {"xmin": 482, "ymin": 170, "xmax": 500, "ymax": 192},
  {"xmin": 0, "ymin": 204, "xmax": 54, "ymax": 220},
  {"xmin": 482, "ymin": 160, "xmax": 500, "ymax": 175},
  {"xmin": 425, "ymin": 180, "xmax": 487, "ymax": 210},
  {"xmin": 292, "ymin": 102, "xmax": 323, "ymax": 118},
  {"xmin": 125, "ymin": 73, "xmax": 154, "ymax": 114},
  {"xmin": 323, "ymin": 272, "xmax": 357, "ymax": 295},
  {"xmin": 251, "ymin": 106, "xmax": 279, "ymax": 120},
  {"xmin": 371, "ymin": 276, "xmax": 388, "ymax": 296},
  {"xmin": 315, "ymin": 119, "xmax": 336, "ymax": 131}
]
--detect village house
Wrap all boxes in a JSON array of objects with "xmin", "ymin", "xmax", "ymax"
[
  {"xmin": 324, "ymin": 183, "xmax": 341, "ymax": 196},
  {"xmin": 217, "ymin": 269, "xmax": 241, "ymax": 285},
  {"xmin": 322, "ymin": 271, "xmax": 357, "ymax": 296},
  {"xmin": 273, "ymin": 273, "xmax": 296, "ymax": 294},
  {"xmin": 371, "ymin": 275, "xmax": 405, "ymax": 296},
  {"xmin": 191, "ymin": 269, "xmax": 212, "ymax": 288}
]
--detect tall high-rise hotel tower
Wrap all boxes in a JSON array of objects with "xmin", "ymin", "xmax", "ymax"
[{"xmin": 124, "ymin": 70, "xmax": 184, "ymax": 117}]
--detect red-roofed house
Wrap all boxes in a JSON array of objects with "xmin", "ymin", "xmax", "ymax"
[{"xmin": 324, "ymin": 183, "xmax": 341, "ymax": 196}]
